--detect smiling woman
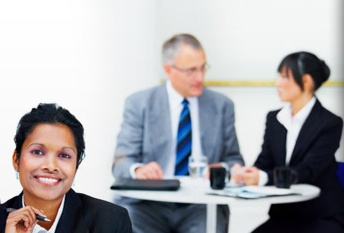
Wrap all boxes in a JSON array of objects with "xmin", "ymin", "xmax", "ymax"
[{"xmin": 0, "ymin": 104, "xmax": 132, "ymax": 233}]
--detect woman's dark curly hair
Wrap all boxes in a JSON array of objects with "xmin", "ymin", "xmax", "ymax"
[{"xmin": 14, "ymin": 103, "xmax": 85, "ymax": 168}]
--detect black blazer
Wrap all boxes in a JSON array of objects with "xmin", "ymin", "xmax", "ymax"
[
  {"xmin": 255, "ymin": 99, "xmax": 344, "ymax": 219},
  {"xmin": 0, "ymin": 189, "xmax": 132, "ymax": 233}
]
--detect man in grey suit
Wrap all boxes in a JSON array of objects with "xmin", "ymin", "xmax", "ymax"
[{"xmin": 112, "ymin": 34, "xmax": 244, "ymax": 233}]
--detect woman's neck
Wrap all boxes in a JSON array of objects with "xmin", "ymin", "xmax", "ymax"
[
  {"xmin": 290, "ymin": 94, "xmax": 313, "ymax": 116},
  {"xmin": 23, "ymin": 192, "xmax": 63, "ymax": 230}
]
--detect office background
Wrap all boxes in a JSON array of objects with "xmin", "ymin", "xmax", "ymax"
[{"xmin": 0, "ymin": 0, "xmax": 343, "ymax": 231}]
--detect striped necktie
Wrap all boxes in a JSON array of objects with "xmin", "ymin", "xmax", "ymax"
[{"xmin": 175, "ymin": 99, "xmax": 192, "ymax": 176}]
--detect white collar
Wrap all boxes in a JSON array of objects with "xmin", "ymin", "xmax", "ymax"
[
  {"xmin": 277, "ymin": 96, "xmax": 316, "ymax": 130},
  {"xmin": 166, "ymin": 80, "xmax": 197, "ymax": 107},
  {"xmin": 22, "ymin": 194, "xmax": 65, "ymax": 233}
]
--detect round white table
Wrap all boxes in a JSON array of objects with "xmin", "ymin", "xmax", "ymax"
[{"xmin": 113, "ymin": 177, "xmax": 320, "ymax": 233}]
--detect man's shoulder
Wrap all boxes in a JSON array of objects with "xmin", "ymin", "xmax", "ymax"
[
  {"xmin": 127, "ymin": 84, "xmax": 165, "ymax": 101},
  {"xmin": 201, "ymin": 88, "xmax": 234, "ymax": 106}
]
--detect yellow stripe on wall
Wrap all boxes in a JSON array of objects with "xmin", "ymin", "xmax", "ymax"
[
  {"xmin": 160, "ymin": 79, "xmax": 344, "ymax": 87},
  {"xmin": 203, "ymin": 80, "xmax": 344, "ymax": 87}
]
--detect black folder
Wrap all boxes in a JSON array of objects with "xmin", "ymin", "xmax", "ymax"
[{"xmin": 111, "ymin": 178, "xmax": 180, "ymax": 191}]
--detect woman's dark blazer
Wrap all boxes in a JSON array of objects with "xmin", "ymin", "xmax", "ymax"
[
  {"xmin": 254, "ymin": 99, "xmax": 344, "ymax": 219},
  {"xmin": 0, "ymin": 189, "xmax": 132, "ymax": 233}
]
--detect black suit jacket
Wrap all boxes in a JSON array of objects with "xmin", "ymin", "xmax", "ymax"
[
  {"xmin": 255, "ymin": 99, "xmax": 344, "ymax": 219},
  {"xmin": 0, "ymin": 189, "xmax": 132, "ymax": 233}
]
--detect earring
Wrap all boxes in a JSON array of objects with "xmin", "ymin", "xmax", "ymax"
[
  {"xmin": 16, "ymin": 171, "xmax": 19, "ymax": 179},
  {"xmin": 72, "ymin": 179, "xmax": 75, "ymax": 187}
]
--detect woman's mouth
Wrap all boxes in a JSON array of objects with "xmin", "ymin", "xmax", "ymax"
[{"xmin": 35, "ymin": 176, "xmax": 61, "ymax": 186}]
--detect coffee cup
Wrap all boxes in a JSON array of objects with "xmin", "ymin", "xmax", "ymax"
[
  {"xmin": 273, "ymin": 166, "xmax": 298, "ymax": 189},
  {"xmin": 210, "ymin": 167, "xmax": 227, "ymax": 190}
]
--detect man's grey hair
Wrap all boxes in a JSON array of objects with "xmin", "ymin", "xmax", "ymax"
[{"xmin": 162, "ymin": 34, "xmax": 203, "ymax": 65}]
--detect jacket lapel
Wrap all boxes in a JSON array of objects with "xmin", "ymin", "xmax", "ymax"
[
  {"xmin": 148, "ymin": 85, "xmax": 172, "ymax": 168},
  {"xmin": 289, "ymin": 100, "xmax": 322, "ymax": 166},
  {"xmin": 11, "ymin": 193, "xmax": 23, "ymax": 209},
  {"xmin": 274, "ymin": 121, "xmax": 287, "ymax": 166},
  {"xmin": 198, "ymin": 89, "xmax": 218, "ymax": 158},
  {"xmin": 56, "ymin": 189, "xmax": 89, "ymax": 233}
]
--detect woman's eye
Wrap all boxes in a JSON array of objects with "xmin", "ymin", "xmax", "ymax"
[
  {"xmin": 31, "ymin": 150, "xmax": 43, "ymax": 155},
  {"xmin": 59, "ymin": 154, "xmax": 71, "ymax": 159}
]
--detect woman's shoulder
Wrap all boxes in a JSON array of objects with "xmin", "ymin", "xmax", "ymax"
[
  {"xmin": 73, "ymin": 192, "xmax": 128, "ymax": 215},
  {"xmin": 316, "ymin": 100, "xmax": 342, "ymax": 121},
  {"xmin": 55, "ymin": 190, "xmax": 132, "ymax": 233},
  {"xmin": 0, "ymin": 193, "xmax": 22, "ymax": 209},
  {"xmin": 0, "ymin": 194, "xmax": 22, "ymax": 230},
  {"xmin": 266, "ymin": 109, "xmax": 281, "ymax": 121}
]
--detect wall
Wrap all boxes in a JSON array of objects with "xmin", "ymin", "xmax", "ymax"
[
  {"xmin": 0, "ymin": 0, "xmax": 343, "ymax": 208},
  {"xmin": 156, "ymin": 0, "xmax": 343, "ymax": 81},
  {"xmin": 155, "ymin": 0, "xmax": 344, "ymax": 165},
  {"xmin": 0, "ymin": 0, "xmax": 157, "ymax": 203},
  {"xmin": 210, "ymin": 86, "xmax": 344, "ymax": 166}
]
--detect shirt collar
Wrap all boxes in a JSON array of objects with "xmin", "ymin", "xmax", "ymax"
[
  {"xmin": 22, "ymin": 194, "xmax": 65, "ymax": 233},
  {"xmin": 166, "ymin": 80, "xmax": 197, "ymax": 107},
  {"xmin": 277, "ymin": 96, "xmax": 316, "ymax": 130}
]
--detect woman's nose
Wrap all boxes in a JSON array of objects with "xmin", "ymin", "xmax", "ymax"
[{"xmin": 43, "ymin": 155, "xmax": 58, "ymax": 172}]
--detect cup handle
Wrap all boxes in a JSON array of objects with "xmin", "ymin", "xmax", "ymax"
[{"xmin": 291, "ymin": 169, "xmax": 298, "ymax": 184}]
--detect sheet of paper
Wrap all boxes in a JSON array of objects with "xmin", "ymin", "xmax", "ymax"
[{"xmin": 207, "ymin": 185, "xmax": 301, "ymax": 199}]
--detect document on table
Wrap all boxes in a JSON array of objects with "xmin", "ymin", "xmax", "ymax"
[{"xmin": 207, "ymin": 185, "xmax": 301, "ymax": 199}]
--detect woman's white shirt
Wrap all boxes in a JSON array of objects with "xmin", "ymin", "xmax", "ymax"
[
  {"xmin": 258, "ymin": 97, "xmax": 316, "ymax": 185},
  {"xmin": 22, "ymin": 194, "xmax": 65, "ymax": 233}
]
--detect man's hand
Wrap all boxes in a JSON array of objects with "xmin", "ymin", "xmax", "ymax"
[{"xmin": 135, "ymin": 161, "xmax": 163, "ymax": 180}]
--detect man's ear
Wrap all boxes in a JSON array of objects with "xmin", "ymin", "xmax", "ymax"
[
  {"xmin": 13, "ymin": 150, "xmax": 19, "ymax": 171},
  {"xmin": 163, "ymin": 63, "xmax": 172, "ymax": 75},
  {"xmin": 302, "ymin": 74, "xmax": 315, "ymax": 92}
]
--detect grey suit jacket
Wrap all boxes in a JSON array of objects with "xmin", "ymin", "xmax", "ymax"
[{"xmin": 112, "ymin": 84, "xmax": 244, "ymax": 203}]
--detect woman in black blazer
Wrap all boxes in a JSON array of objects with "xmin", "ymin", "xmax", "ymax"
[
  {"xmin": 0, "ymin": 104, "xmax": 132, "ymax": 233},
  {"xmin": 232, "ymin": 52, "xmax": 344, "ymax": 233}
]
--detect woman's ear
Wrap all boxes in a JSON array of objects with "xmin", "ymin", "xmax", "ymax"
[
  {"xmin": 13, "ymin": 150, "xmax": 19, "ymax": 171},
  {"xmin": 302, "ymin": 74, "xmax": 315, "ymax": 93}
]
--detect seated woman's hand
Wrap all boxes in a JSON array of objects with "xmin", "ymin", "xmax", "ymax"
[
  {"xmin": 241, "ymin": 166, "xmax": 259, "ymax": 186},
  {"xmin": 230, "ymin": 163, "xmax": 245, "ymax": 184},
  {"xmin": 5, "ymin": 206, "xmax": 45, "ymax": 233}
]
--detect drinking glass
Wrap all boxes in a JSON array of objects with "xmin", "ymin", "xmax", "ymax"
[{"xmin": 188, "ymin": 155, "xmax": 208, "ymax": 179}]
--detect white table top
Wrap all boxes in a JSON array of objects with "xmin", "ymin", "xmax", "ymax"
[{"xmin": 113, "ymin": 177, "xmax": 320, "ymax": 206}]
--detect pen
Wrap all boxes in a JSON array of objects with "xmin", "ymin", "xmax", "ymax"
[{"xmin": 5, "ymin": 208, "xmax": 51, "ymax": 222}]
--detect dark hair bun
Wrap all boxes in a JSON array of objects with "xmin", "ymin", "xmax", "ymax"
[{"xmin": 319, "ymin": 59, "xmax": 330, "ymax": 82}]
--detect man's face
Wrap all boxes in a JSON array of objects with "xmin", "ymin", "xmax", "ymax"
[{"xmin": 165, "ymin": 44, "xmax": 206, "ymax": 97}]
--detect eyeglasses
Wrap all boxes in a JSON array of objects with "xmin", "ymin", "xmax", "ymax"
[{"xmin": 171, "ymin": 63, "xmax": 210, "ymax": 76}]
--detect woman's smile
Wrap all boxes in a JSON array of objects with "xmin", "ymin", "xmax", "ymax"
[
  {"xmin": 14, "ymin": 123, "xmax": 77, "ymax": 203},
  {"xmin": 34, "ymin": 175, "xmax": 62, "ymax": 186}
]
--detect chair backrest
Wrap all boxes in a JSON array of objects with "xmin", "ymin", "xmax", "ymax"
[{"xmin": 337, "ymin": 162, "xmax": 344, "ymax": 190}]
